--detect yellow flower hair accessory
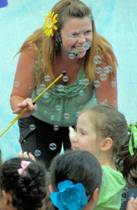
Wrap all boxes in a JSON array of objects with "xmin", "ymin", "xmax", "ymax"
[{"xmin": 43, "ymin": 11, "xmax": 58, "ymax": 37}]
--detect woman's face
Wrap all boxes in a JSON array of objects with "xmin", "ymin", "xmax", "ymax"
[{"xmin": 60, "ymin": 16, "xmax": 92, "ymax": 59}]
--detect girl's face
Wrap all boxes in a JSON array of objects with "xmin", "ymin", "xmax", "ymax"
[
  {"xmin": 71, "ymin": 112, "xmax": 101, "ymax": 156},
  {"xmin": 60, "ymin": 16, "xmax": 92, "ymax": 59}
]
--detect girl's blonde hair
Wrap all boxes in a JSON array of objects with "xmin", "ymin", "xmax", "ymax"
[{"xmin": 20, "ymin": 0, "xmax": 117, "ymax": 85}]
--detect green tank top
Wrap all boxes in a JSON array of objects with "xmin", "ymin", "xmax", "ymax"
[{"xmin": 32, "ymin": 59, "xmax": 97, "ymax": 126}]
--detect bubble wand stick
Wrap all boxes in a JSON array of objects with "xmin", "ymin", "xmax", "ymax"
[{"xmin": 0, "ymin": 73, "xmax": 63, "ymax": 138}]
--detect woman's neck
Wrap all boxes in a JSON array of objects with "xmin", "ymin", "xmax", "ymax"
[{"xmin": 53, "ymin": 51, "xmax": 84, "ymax": 83}]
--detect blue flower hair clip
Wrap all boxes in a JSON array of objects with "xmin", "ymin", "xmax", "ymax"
[{"xmin": 50, "ymin": 180, "xmax": 88, "ymax": 210}]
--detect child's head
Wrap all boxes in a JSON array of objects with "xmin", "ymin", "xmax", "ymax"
[
  {"xmin": 49, "ymin": 150, "xmax": 102, "ymax": 210},
  {"xmin": 70, "ymin": 104, "xmax": 129, "ymax": 166},
  {"xmin": 0, "ymin": 157, "xmax": 47, "ymax": 210},
  {"xmin": 116, "ymin": 123, "xmax": 137, "ymax": 187}
]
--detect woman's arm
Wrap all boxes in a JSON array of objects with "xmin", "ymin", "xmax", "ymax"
[
  {"xmin": 94, "ymin": 53, "xmax": 117, "ymax": 108},
  {"xmin": 95, "ymin": 70, "xmax": 117, "ymax": 108},
  {"xmin": 10, "ymin": 47, "xmax": 37, "ymax": 117}
]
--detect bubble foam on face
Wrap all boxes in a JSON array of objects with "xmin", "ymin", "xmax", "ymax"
[{"xmin": 67, "ymin": 41, "xmax": 91, "ymax": 59}]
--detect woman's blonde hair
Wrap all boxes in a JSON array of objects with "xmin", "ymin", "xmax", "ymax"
[{"xmin": 20, "ymin": 0, "xmax": 117, "ymax": 85}]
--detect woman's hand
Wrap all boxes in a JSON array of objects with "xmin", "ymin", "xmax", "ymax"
[
  {"xmin": 13, "ymin": 98, "xmax": 37, "ymax": 118},
  {"xmin": 18, "ymin": 151, "xmax": 36, "ymax": 160}
]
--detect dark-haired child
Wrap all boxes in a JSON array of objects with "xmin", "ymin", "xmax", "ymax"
[
  {"xmin": 0, "ymin": 157, "xmax": 47, "ymax": 210},
  {"xmin": 49, "ymin": 150, "xmax": 102, "ymax": 210}
]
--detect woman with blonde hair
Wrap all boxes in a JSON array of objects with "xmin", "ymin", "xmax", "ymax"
[{"xmin": 10, "ymin": 0, "xmax": 117, "ymax": 168}]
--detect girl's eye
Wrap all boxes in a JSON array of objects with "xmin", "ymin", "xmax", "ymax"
[
  {"xmin": 76, "ymin": 128, "xmax": 86, "ymax": 136},
  {"xmin": 78, "ymin": 130, "xmax": 86, "ymax": 136},
  {"xmin": 81, "ymin": 132, "xmax": 86, "ymax": 135}
]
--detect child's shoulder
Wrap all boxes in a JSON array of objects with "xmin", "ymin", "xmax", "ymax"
[
  {"xmin": 102, "ymin": 165, "xmax": 126, "ymax": 187},
  {"xmin": 94, "ymin": 166, "xmax": 126, "ymax": 210}
]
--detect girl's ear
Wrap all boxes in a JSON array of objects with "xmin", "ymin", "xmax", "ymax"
[{"xmin": 100, "ymin": 137, "xmax": 113, "ymax": 152}]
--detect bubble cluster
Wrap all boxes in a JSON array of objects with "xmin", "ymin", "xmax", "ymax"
[
  {"xmin": 96, "ymin": 65, "xmax": 113, "ymax": 81},
  {"xmin": 44, "ymin": 75, "xmax": 51, "ymax": 82},
  {"xmin": 93, "ymin": 80, "xmax": 101, "ymax": 88},
  {"xmin": 103, "ymin": 65, "xmax": 112, "ymax": 74},
  {"xmin": 99, "ymin": 73, "xmax": 108, "ymax": 81},
  {"xmin": 93, "ymin": 55, "xmax": 102, "ymax": 65},
  {"xmin": 78, "ymin": 79, "xmax": 89, "ymax": 86}
]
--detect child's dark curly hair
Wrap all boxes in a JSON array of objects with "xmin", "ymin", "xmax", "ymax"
[{"xmin": 0, "ymin": 157, "xmax": 47, "ymax": 210}]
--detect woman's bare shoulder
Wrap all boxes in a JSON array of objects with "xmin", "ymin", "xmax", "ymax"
[{"xmin": 20, "ymin": 44, "xmax": 37, "ymax": 60}]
